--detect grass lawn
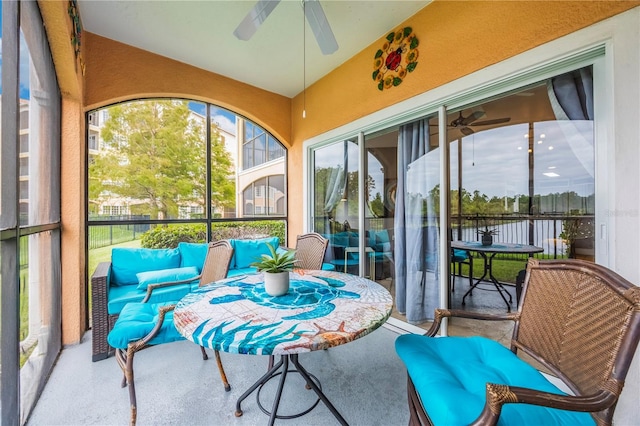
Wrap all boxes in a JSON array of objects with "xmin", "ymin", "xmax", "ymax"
[
  {"xmin": 453, "ymin": 254, "xmax": 568, "ymax": 284},
  {"xmin": 88, "ymin": 239, "xmax": 141, "ymax": 277}
]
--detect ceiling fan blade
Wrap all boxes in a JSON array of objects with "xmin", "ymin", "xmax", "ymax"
[
  {"xmin": 470, "ymin": 117, "xmax": 511, "ymax": 126},
  {"xmin": 304, "ymin": 0, "xmax": 338, "ymax": 55},
  {"xmin": 233, "ymin": 0, "xmax": 281, "ymax": 41},
  {"xmin": 460, "ymin": 127, "xmax": 475, "ymax": 136},
  {"xmin": 460, "ymin": 110, "xmax": 485, "ymax": 126}
]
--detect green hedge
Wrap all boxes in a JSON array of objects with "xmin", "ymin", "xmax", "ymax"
[{"xmin": 141, "ymin": 221, "xmax": 286, "ymax": 249}]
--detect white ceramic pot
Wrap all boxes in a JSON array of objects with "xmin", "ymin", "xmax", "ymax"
[{"xmin": 263, "ymin": 271, "xmax": 290, "ymax": 296}]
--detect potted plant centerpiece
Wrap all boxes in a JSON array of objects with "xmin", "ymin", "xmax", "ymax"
[
  {"xmin": 250, "ymin": 243, "xmax": 297, "ymax": 296},
  {"xmin": 478, "ymin": 226, "xmax": 498, "ymax": 246}
]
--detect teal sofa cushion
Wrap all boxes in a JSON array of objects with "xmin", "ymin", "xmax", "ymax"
[
  {"xmin": 107, "ymin": 302, "xmax": 184, "ymax": 350},
  {"xmin": 107, "ymin": 283, "xmax": 191, "ymax": 315},
  {"xmin": 111, "ymin": 248, "xmax": 181, "ymax": 286},
  {"xmin": 178, "ymin": 242, "xmax": 208, "ymax": 272},
  {"xmin": 135, "ymin": 266, "xmax": 199, "ymax": 291},
  {"xmin": 331, "ymin": 233, "xmax": 349, "ymax": 248},
  {"xmin": 233, "ymin": 237, "xmax": 280, "ymax": 269},
  {"xmin": 395, "ymin": 334, "xmax": 595, "ymax": 425}
]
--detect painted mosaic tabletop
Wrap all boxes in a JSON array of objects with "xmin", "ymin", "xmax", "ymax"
[{"xmin": 173, "ymin": 270, "xmax": 393, "ymax": 356}]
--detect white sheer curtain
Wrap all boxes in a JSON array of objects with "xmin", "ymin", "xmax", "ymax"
[
  {"xmin": 394, "ymin": 119, "xmax": 440, "ymax": 323},
  {"xmin": 546, "ymin": 66, "xmax": 594, "ymax": 177}
]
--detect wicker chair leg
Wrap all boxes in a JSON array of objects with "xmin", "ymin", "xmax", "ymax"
[
  {"xmin": 200, "ymin": 345, "xmax": 208, "ymax": 360},
  {"xmin": 214, "ymin": 350, "xmax": 231, "ymax": 392},
  {"xmin": 124, "ymin": 347, "xmax": 138, "ymax": 426}
]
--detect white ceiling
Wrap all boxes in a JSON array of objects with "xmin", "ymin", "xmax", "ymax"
[{"xmin": 76, "ymin": 0, "xmax": 430, "ymax": 98}]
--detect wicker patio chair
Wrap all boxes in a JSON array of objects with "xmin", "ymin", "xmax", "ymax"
[
  {"xmin": 107, "ymin": 240, "xmax": 234, "ymax": 425},
  {"xmin": 294, "ymin": 232, "xmax": 329, "ymax": 270},
  {"xmin": 396, "ymin": 258, "xmax": 640, "ymax": 426}
]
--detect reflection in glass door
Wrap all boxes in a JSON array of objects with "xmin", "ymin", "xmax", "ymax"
[
  {"xmin": 364, "ymin": 130, "xmax": 398, "ymax": 289},
  {"xmin": 447, "ymin": 66, "xmax": 595, "ymax": 304},
  {"xmin": 312, "ymin": 138, "xmax": 360, "ymax": 275}
]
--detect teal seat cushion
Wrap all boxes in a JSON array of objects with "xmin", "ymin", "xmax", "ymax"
[
  {"xmin": 452, "ymin": 248, "xmax": 469, "ymax": 262},
  {"xmin": 395, "ymin": 334, "xmax": 595, "ymax": 426},
  {"xmin": 107, "ymin": 283, "xmax": 191, "ymax": 315},
  {"xmin": 107, "ymin": 302, "xmax": 184, "ymax": 350},
  {"xmin": 178, "ymin": 242, "xmax": 208, "ymax": 272},
  {"xmin": 321, "ymin": 262, "xmax": 335, "ymax": 271},
  {"xmin": 111, "ymin": 248, "xmax": 181, "ymax": 286},
  {"xmin": 233, "ymin": 237, "xmax": 280, "ymax": 269},
  {"xmin": 135, "ymin": 266, "xmax": 199, "ymax": 291}
]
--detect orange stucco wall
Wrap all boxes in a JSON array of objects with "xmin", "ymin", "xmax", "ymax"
[
  {"xmin": 285, "ymin": 0, "xmax": 640, "ymax": 246},
  {"xmin": 41, "ymin": 0, "xmax": 638, "ymax": 344},
  {"xmin": 83, "ymin": 33, "xmax": 292, "ymax": 147}
]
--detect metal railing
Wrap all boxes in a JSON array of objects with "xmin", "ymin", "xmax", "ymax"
[{"xmin": 451, "ymin": 213, "xmax": 595, "ymax": 260}]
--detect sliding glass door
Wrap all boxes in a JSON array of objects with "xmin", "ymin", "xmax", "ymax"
[
  {"xmin": 309, "ymin": 64, "xmax": 596, "ymax": 328},
  {"xmin": 449, "ymin": 67, "xmax": 594, "ymax": 264},
  {"xmin": 312, "ymin": 138, "xmax": 360, "ymax": 275}
]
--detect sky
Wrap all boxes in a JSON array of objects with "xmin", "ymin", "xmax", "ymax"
[
  {"xmin": 188, "ymin": 102, "xmax": 237, "ymax": 135},
  {"xmin": 314, "ymin": 120, "xmax": 595, "ymax": 201},
  {"xmin": 0, "ymin": 5, "xmax": 35, "ymax": 101}
]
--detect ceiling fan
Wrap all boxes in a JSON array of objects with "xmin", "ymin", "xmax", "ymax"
[
  {"xmin": 432, "ymin": 111, "xmax": 511, "ymax": 136},
  {"xmin": 233, "ymin": 0, "xmax": 339, "ymax": 55}
]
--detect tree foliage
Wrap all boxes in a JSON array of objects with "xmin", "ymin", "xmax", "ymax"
[{"xmin": 89, "ymin": 100, "xmax": 235, "ymax": 219}]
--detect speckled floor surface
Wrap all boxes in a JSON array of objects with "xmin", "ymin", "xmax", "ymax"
[
  {"xmin": 27, "ymin": 326, "xmax": 408, "ymax": 426},
  {"xmin": 27, "ymin": 275, "xmax": 512, "ymax": 426}
]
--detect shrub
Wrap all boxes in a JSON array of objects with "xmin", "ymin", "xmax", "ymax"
[
  {"xmin": 210, "ymin": 221, "xmax": 285, "ymax": 243},
  {"xmin": 140, "ymin": 221, "xmax": 286, "ymax": 249},
  {"xmin": 141, "ymin": 224, "xmax": 207, "ymax": 248}
]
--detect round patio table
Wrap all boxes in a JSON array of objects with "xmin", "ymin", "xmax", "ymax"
[
  {"xmin": 173, "ymin": 270, "xmax": 392, "ymax": 426},
  {"xmin": 451, "ymin": 241, "xmax": 543, "ymax": 311}
]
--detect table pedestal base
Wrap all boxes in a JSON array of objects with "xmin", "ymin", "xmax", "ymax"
[
  {"xmin": 461, "ymin": 251, "xmax": 513, "ymax": 311},
  {"xmin": 235, "ymin": 354, "xmax": 348, "ymax": 426}
]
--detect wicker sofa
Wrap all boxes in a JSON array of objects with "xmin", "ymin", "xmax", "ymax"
[{"xmin": 91, "ymin": 236, "xmax": 282, "ymax": 361}]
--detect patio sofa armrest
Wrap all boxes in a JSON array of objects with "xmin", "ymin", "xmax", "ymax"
[{"xmin": 91, "ymin": 261, "xmax": 113, "ymax": 362}]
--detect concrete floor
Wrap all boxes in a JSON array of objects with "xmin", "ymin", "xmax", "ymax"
[
  {"xmin": 26, "ymin": 275, "xmax": 514, "ymax": 426},
  {"xmin": 384, "ymin": 275, "xmax": 517, "ymax": 345},
  {"xmin": 27, "ymin": 325, "xmax": 409, "ymax": 426}
]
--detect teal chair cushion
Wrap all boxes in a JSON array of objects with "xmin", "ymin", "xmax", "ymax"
[
  {"xmin": 107, "ymin": 283, "xmax": 191, "ymax": 315},
  {"xmin": 232, "ymin": 237, "xmax": 280, "ymax": 269},
  {"xmin": 111, "ymin": 248, "xmax": 181, "ymax": 286},
  {"xmin": 178, "ymin": 242, "xmax": 208, "ymax": 272},
  {"xmin": 395, "ymin": 334, "xmax": 595, "ymax": 425},
  {"xmin": 452, "ymin": 248, "xmax": 469, "ymax": 262},
  {"xmin": 321, "ymin": 262, "xmax": 335, "ymax": 271},
  {"xmin": 135, "ymin": 266, "xmax": 199, "ymax": 291},
  {"xmin": 107, "ymin": 302, "xmax": 184, "ymax": 350}
]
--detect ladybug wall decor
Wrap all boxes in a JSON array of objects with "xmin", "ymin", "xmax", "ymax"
[{"xmin": 372, "ymin": 27, "xmax": 419, "ymax": 91}]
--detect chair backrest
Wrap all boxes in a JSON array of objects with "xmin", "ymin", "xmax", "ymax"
[
  {"xmin": 294, "ymin": 233, "xmax": 329, "ymax": 270},
  {"xmin": 199, "ymin": 240, "xmax": 234, "ymax": 287},
  {"xmin": 514, "ymin": 258, "xmax": 640, "ymax": 424}
]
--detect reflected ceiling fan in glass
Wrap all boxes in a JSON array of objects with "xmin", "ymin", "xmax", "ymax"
[
  {"xmin": 431, "ymin": 110, "xmax": 511, "ymax": 136},
  {"xmin": 233, "ymin": 0, "xmax": 339, "ymax": 55}
]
